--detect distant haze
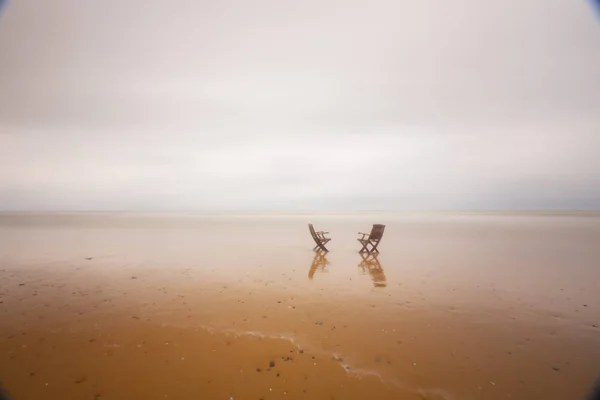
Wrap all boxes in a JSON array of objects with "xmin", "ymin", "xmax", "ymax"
[{"xmin": 1, "ymin": 0, "xmax": 599, "ymax": 211}]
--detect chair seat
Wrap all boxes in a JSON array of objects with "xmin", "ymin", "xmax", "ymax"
[{"xmin": 358, "ymin": 238, "xmax": 379, "ymax": 243}]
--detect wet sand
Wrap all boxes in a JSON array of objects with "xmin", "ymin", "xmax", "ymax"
[{"xmin": 1, "ymin": 212, "xmax": 600, "ymax": 400}]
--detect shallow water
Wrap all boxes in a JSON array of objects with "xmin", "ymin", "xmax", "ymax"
[{"xmin": 1, "ymin": 212, "xmax": 599, "ymax": 399}]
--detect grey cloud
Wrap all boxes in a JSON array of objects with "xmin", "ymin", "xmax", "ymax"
[{"xmin": 0, "ymin": 0, "xmax": 599, "ymax": 210}]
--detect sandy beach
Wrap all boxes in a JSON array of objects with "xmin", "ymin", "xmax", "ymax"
[{"xmin": 1, "ymin": 212, "xmax": 599, "ymax": 400}]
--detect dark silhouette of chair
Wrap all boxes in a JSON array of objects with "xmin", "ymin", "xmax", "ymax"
[
  {"xmin": 357, "ymin": 224, "xmax": 385, "ymax": 253},
  {"xmin": 308, "ymin": 249, "xmax": 330, "ymax": 279},
  {"xmin": 309, "ymin": 223, "xmax": 331, "ymax": 252},
  {"xmin": 358, "ymin": 253, "xmax": 387, "ymax": 287}
]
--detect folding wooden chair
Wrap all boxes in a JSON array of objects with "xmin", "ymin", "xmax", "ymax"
[
  {"xmin": 358, "ymin": 253, "xmax": 387, "ymax": 288},
  {"xmin": 357, "ymin": 224, "xmax": 385, "ymax": 254},
  {"xmin": 308, "ymin": 223, "xmax": 331, "ymax": 252},
  {"xmin": 308, "ymin": 249, "xmax": 330, "ymax": 279}
]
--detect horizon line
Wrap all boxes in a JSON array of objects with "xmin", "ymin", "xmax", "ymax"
[{"xmin": 1, "ymin": 209, "xmax": 599, "ymax": 214}]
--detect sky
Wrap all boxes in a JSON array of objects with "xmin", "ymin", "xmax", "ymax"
[{"xmin": 0, "ymin": 0, "xmax": 599, "ymax": 211}]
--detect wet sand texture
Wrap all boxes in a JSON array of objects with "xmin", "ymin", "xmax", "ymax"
[{"xmin": 1, "ymin": 212, "xmax": 600, "ymax": 399}]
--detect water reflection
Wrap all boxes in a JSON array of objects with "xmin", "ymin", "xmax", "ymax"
[
  {"xmin": 358, "ymin": 253, "xmax": 387, "ymax": 288},
  {"xmin": 308, "ymin": 250, "xmax": 330, "ymax": 279}
]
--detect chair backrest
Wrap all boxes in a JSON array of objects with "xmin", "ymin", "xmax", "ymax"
[
  {"xmin": 369, "ymin": 224, "xmax": 386, "ymax": 241},
  {"xmin": 308, "ymin": 223, "xmax": 319, "ymax": 240}
]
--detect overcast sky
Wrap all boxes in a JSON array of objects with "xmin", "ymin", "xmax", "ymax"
[{"xmin": 0, "ymin": 0, "xmax": 599, "ymax": 211}]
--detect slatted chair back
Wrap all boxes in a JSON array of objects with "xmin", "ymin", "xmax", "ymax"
[
  {"xmin": 369, "ymin": 224, "xmax": 386, "ymax": 241},
  {"xmin": 308, "ymin": 223, "xmax": 319, "ymax": 241}
]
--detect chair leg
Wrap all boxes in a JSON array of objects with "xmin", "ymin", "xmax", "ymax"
[
  {"xmin": 363, "ymin": 241, "xmax": 379, "ymax": 254},
  {"xmin": 370, "ymin": 242, "xmax": 380, "ymax": 254}
]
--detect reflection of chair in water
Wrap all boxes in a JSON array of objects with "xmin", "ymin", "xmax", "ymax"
[
  {"xmin": 358, "ymin": 253, "xmax": 387, "ymax": 287},
  {"xmin": 308, "ymin": 250, "xmax": 330, "ymax": 279}
]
